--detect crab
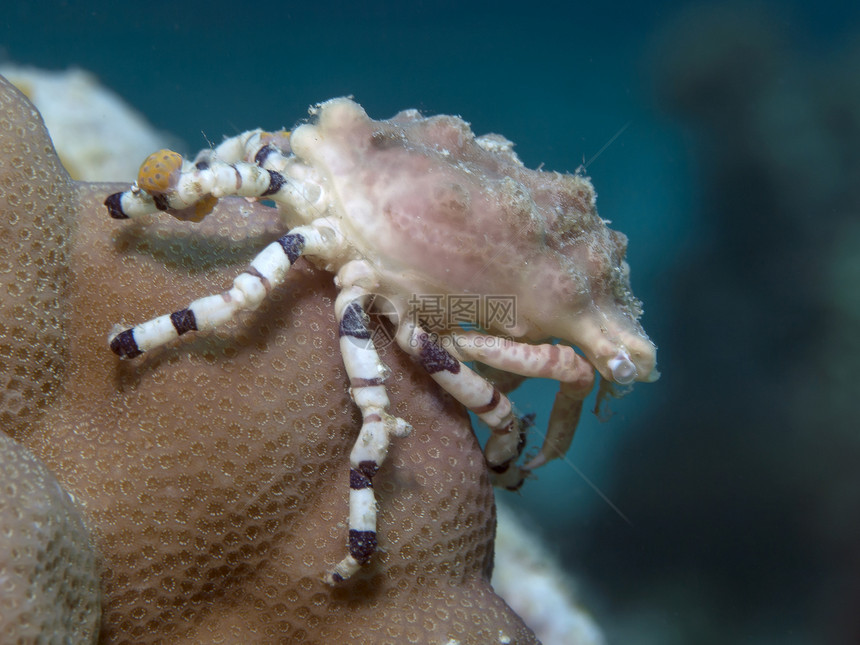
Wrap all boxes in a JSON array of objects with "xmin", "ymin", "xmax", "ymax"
[{"xmin": 103, "ymin": 97, "xmax": 658, "ymax": 584}]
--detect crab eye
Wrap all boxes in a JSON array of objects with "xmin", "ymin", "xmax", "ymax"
[{"xmin": 608, "ymin": 350, "xmax": 637, "ymax": 384}]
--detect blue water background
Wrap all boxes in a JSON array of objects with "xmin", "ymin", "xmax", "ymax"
[{"xmin": 3, "ymin": 1, "xmax": 858, "ymax": 643}]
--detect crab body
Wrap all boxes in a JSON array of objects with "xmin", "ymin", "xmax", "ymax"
[
  {"xmin": 284, "ymin": 100, "xmax": 655, "ymax": 382},
  {"xmin": 104, "ymin": 97, "xmax": 657, "ymax": 584}
]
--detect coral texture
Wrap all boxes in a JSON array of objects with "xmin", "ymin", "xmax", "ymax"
[
  {"xmin": 0, "ymin": 432, "xmax": 100, "ymax": 643},
  {"xmin": 0, "ymin": 70, "xmax": 72, "ymax": 440},
  {"xmin": 0, "ymin": 74, "xmax": 539, "ymax": 643}
]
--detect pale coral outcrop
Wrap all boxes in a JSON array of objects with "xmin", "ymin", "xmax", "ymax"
[{"xmin": 0, "ymin": 64, "xmax": 174, "ymax": 182}]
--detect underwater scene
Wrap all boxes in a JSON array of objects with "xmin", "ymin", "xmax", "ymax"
[{"xmin": 1, "ymin": 1, "xmax": 858, "ymax": 643}]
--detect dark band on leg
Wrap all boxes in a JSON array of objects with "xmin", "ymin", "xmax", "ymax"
[
  {"xmin": 261, "ymin": 170, "xmax": 286, "ymax": 196},
  {"xmin": 349, "ymin": 376, "xmax": 385, "ymax": 388},
  {"xmin": 348, "ymin": 530, "xmax": 377, "ymax": 565},
  {"xmin": 104, "ymin": 192, "xmax": 129, "ymax": 219},
  {"xmin": 152, "ymin": 193, "xmax": 170, "ymax": 211},
  {"xmin": 473, "ymin": 388, "xmax": 501, "ymax": 414},
  {"xmin": 417, "ymin": 333, "xmax": 460, "ymax": 374},
  {"xmin": 350, "ymin": 468, "xmax": 373, "ymax": 490},
  {"xmin": 242, "ymin": 266, "xmax": 271, "ymax": 293},
  {"xmin": 110, "ymin": 329, "xmax": 142, "ymax": 359},
  {"xmin": 488, "ymin": 460, "xmax": 513, "ymax": 474},
  {"xmin": 254, "ymin": 144, "xmax": 275, "ymax": 167},
  {"xmin": 504, "ymin": 479, "xmax": 526, "ymax": 492},
  {"xmin": 487, "ymin": 414, "xmax": 532, "ymax": 473},
  {"xmin": 170, "ymin": 308, "xmax": 198, "ymax": 336},
  {"xmin": 339, "ymin": 302, "xmax": 371, "ymax": 339},
  {"xmin": 277, "ymin": 233, "xmax": 305, "ymax": 264},
  {"xmin": 357, "ymin": 460, "xmax": 379, "ymax": 479}
]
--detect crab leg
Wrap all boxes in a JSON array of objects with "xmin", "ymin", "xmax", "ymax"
[
  {"xmin": 473, "ymin": 363, "xmax": 527, "ymax": 395},
  {"xmin": 448, "ymin": 331, "xmax": 595, "ymax": 476},
  {"xmin": 107, "ymin": 225, "xmax": 332, "ymax": 359},
  {"xmin": 104, "ymin": 131, "xmax": 294, "ymax": 223},
  {"xmin": 394, "ymin": 322, "xmax": 534, "ymax": 490},
  {"xmin": 327, "ymin": 280, "xmax": 411, "ymax": 584}
]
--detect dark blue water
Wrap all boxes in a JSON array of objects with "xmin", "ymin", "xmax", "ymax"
[{"xmin": 4, "ymin": 2, "xmax": 858, "ymax": 642}]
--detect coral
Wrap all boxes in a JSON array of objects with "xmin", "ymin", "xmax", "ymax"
[
  {"xmin": 0, "ymin": 432, "xmax": 100, "ymax": 643},
  {"xmin": 0, "ymin": 65, "xmax": 73, "ymax": 442},
  {"xmin": 492, "ymin": 503, "xmax": 604, "ymax": 645},
  {"xmin": 0, "ymin": 73, "xmax": 543, "ymax": 643},
  {"xmin": 0, "ymin": 64, "xmax": 175, "ymax": 182}
]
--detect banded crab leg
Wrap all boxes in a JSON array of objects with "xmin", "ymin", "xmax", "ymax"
[
  {"xmin": 393, "ymin": 321, "xmax": 533, "ymax": 491},
  {"xmin": 107, "ymin": 225, "xmax": 336, "ymax": 359},
  {"xmin": 104, "ymin": 130, "xmax": 295, "ymax": 223},
  {"xmin": 448, "ymin": 331, "xmax": 595, "ymax": 487},
  {"xmin": 103, "ymin": 133, "xmax": 336, "ymax": 359},
  {"xmin": 327, "ymin": 269, "xmax": 412, "ymax": 584}
]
